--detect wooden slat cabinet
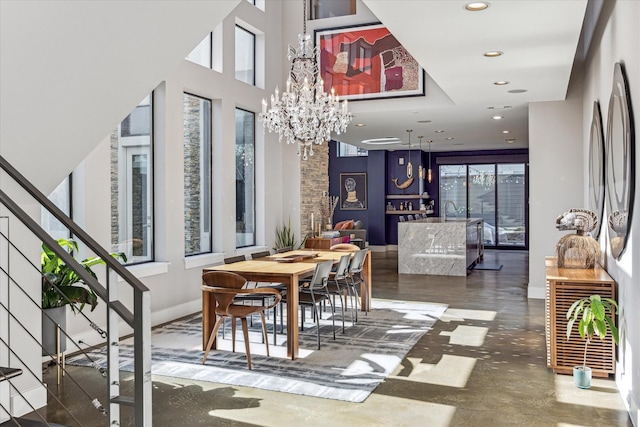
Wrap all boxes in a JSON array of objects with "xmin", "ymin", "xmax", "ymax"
[{"xmin": 545, "ymin": 257, "xmax": 616, "ymax": 377}]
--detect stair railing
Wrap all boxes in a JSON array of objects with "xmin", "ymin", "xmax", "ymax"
[{"xmin": 0, "ymin": 154, "xmax": 152, "ymax": 427}]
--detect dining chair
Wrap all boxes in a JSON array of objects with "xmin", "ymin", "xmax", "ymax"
[
  {"xmin": 224, "ymin": 255, "xmax": 246, "ymax": 264},
  {"xmin": 201, "ymin": 271, "xmax": 281, "ymax": 370},
  {"xmin": 281, "ymin": 260, "xmax": 335, "ymax": 349},
  {"xmin": 275, "ymin": 246, "xmax": 293, "ymax": 253},
  {"xmin": 346, "ymin": 249, "xmax": 369, "ymax": 322},
  {"xmin": 326, "ymin": 254, "xmax": 352, "ymax": 332},
  {"xmin": 250, "ymin": 250, "xmax": 286, "ymax": 342},
  {"xmin": 250, "ymin": 250, "xmax": 271, "ymax": 259}
]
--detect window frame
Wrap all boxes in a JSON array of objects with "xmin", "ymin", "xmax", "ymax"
[
  {"xmin": 235, "ymin": 107, "xmax": 256, "ymax": 249},
  {"xmin": 235, "ymin": 25, "xmax": 256, "ymax": 86}
]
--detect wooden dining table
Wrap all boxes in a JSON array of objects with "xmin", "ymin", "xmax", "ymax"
[{"xmin": 202, "ymin": 249, "xmax": 371, "ymax": 360}]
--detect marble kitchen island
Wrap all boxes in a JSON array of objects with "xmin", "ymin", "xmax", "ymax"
[{"xmin": 398, "ymin": 218, "xmax": 483, "ymax": 276}]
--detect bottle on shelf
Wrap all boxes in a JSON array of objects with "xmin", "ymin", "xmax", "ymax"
[
  {"xmin": 408, "ymin": 201, "xmax": 413, "ymax": 211},
  {"xmin": 399, "ymin": 201, "xmax": 404, "ymax": 211}
]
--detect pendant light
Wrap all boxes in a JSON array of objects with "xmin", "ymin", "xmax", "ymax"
[
  {"xmin": 406, "ymin": 130, "xmax": 413, "ymax": 178},
  {"xmin": 418, "ymin": 136, "xmax": 424, "ymax": 179},
  {"xmin": 427, "ymin": 139, "xmax": 433, "ymax": 184}
]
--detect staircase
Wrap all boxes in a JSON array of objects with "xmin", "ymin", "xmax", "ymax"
[{"xmin": 0, "ymin": 155, "xmax": 152, "ymax": 426}]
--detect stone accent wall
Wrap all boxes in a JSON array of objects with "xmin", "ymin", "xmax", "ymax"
[
  {"xmin": 110, "ymin": 129, "xmax": 119, "ymax": 250},
  {"xmin": 183, "ymin": 95, "xmax": 203, "ymax": 255},
  {"xmin": 300, "ymin": 142, "xmax": 329, "ymax": 239}
]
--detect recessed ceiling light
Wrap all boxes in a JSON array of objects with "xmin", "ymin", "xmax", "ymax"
[
  {"xmin": 484, "ymin": 51, "xmax": 503, "ymax": 57},
  {"xmin": 493, "ymin": 115, "xmax": 503, "ymax": 120},
  {"xmin": 465, "ymin": 2, "xmax": 489, "ymax": 11},
  {"xmin": 417, "ymin": 120, "xmax": 432, "ymax": 123},
  {"xmin": 453, "ymin": 143, "xmax": 464, "ymax": 146},
  {"xmin": 494, "ymin": 81, "xmax": 510, "ymax": 85},
  {"xmin": 505, "ymin": 138, "xmax": 516, "ymax": 144},
  {"xmin": 445, "ymin": 137, "xmax": 454, "ymax": 140},
  {"xmin": 355, "ymin": 123, "xmax": 366, "ymax": 127},
  {"xmin": 435, "ymin": 130, "xmax": 445, "ymax": 133},
  {"xmin": 502, "ymin": 130, "xmax": 510, "ymax": 134},
  {"xmin": 361, "ymin": 137, "xmax": 401, "ymax": 145},
  {"xmin": 508, "ymin": 89, "xmax": 528, "ymax": 94}
]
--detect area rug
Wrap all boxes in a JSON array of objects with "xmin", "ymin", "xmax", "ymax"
[
  {"xmin": 472, "ymin": 263, "xmax": 503, "ymax": 271},
  {"xmin": 68, "ymin": 299, "xmax": 447, "ymax": 403}
]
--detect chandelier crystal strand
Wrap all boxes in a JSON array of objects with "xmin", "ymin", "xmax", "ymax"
[{"xmin": 258, "ymin": 0, "xmax": 352, "ymax": 160}]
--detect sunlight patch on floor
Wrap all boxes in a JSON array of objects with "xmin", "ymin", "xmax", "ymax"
[
  {"xmin": 440, "ymin": 307, "xmax": 497, "ymax": 322},
  {"xmin": 440, "ymin": 325, "xmax": 489, "ymax": 346},
  {"xmin": 390, "ymin": 354, "xmax": 476, "ymax": 388},
  {"xmin": 555, "ymin": 374, "xmax": 628, "ymax": 411}
]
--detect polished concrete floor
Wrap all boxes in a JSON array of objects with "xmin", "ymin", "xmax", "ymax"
[{"xmin": 33, "ymin": 250, "xmax": 632, "ymax": 426}]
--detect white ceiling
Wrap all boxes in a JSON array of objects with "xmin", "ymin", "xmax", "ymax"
[{"xmin": 335, "ymin": 0, "xmax": 589, "ymax": 153}]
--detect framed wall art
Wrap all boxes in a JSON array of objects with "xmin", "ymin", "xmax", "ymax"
[
  {"xmin": 315, "ymin": 23, "xmax": 424, "ymax": 101},
  {"xmin": 340, "ymin": 173, "xmax": 367, "ymax": 210}
]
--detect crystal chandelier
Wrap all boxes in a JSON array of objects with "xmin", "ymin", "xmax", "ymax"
[{"xmin": 258, "ymin": 0, "xmax": 352, "ymax": 160}]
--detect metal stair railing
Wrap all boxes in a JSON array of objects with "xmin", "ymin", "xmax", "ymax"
[{"xmin": 0, "ymin": 154, "xmax": 152, "ymax": 427}]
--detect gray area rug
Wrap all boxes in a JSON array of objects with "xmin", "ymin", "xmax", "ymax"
[{"xmin": 68, "ymin": 299, "xmax": 447, "ymax": 403}]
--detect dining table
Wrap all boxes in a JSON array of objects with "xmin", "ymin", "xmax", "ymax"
[{"xmin": 202, "ymin": 249, "xmax": 371, "ymax": 360}]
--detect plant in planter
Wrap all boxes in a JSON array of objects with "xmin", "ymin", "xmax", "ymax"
[
  {"xmin": 274, "ymin": 219, "xmax": 299, "ymax": 251},
  {"xmin": 566, "ymin": 294, "xmax": 618, "ymax": 389},
  {"xmin": 41, "ymin": 238, "xmax": 126, "ymax": 355}
]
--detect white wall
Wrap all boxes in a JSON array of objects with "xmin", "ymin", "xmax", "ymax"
[
  {"xmin": 581, "ymin": 1, "xmax": 640, "ymax": 424},
  {"xmin": 528, "ymin": 97, "xmax": 584, "ymax": 299}
]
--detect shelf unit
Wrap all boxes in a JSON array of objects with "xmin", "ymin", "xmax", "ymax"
[
  {"xmin": 386, "ymin": 210, "xmax": 428, "ymax": 215},
  {"xmin": 545, "ymin": 257, "xmax": 616, "ymax": 377},
  {"xmin": 385, "ymin": 194, "xmax": 430, "ymax": 200}
]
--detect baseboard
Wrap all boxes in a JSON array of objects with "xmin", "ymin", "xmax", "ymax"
[
  {"xmin": 617, "ymin": 368, "xmax": 639, "ymax": 427},
  {"xmin": 527, "ymin": 285, "xmax": 545, "ymax": 299},
  {"xmin": 368, "ymin": 245, "xmax": 397, "ymax": 252},
  {"xmin": 151, "ymin": 300, "xmax": 202, "ymax": 327}
]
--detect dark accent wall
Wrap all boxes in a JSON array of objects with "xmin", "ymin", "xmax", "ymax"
[{"xmin": 328, "ymin": 141, "xmax": 529, "ymax": 246}]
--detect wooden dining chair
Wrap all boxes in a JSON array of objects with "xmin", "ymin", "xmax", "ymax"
[{"xmin": 201, "ymin": 271, "xmax": 281, "ymax": 370}]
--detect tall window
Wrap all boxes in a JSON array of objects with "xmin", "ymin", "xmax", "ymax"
[
  {"xmin": 183, "ymin": 93, "xmax": 212, "ymax": 256},
  {"xmin": 497, "ymin": 164, "xmax": 526, "ymax": 246},
  {"xmin": 41, "ymin": 175, "xmax": 71, "ymax": 240},
  {"xmin": 235, "ymin": 26, "xmax": 255, "ymax": 85},
  {"xmin": 235, "ymin": 109, "xmax": 255, "ymax": 248},
  {"xmin": 111, "ymin": 95, "xmax": 154, "ymax": 264}
]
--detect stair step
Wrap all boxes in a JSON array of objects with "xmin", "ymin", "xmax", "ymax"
[
  {"xmin": 0, "ymin": 367, "xmax": 22, "ymax": 382},
  {"xmin": 0, "ymin": 418, "xmax": 67, "ymax": 427}
]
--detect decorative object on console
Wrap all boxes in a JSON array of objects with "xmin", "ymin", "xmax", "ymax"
[
  {"xmin": 555, "ymin": 209, "xmax": 600, "ymax": 268},
  {"xmin": 605, "ymin": 62, "xmax": 635, "ymax": 259},
  {"xmin": 320, "ymin": 192, "xmax": 339, "ymax": 228},
  {"xmin": 258, "ymin": 0, "xmax": 351, "ymax": 160}
]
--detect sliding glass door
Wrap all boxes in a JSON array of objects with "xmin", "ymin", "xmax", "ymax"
[{"xmin": 439, "ymin": 163, "xmax": 527, "ymax": 248}]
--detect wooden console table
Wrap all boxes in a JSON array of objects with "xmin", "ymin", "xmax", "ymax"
[
  {"xmin": 304, "ymin": 236, "xmax": 349, "ymax": 250},
  {"xmin": 545, "ymin": 257, "xmax": 616, "ymax": 377}
]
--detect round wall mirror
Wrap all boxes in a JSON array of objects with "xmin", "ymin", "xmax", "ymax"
[
  {"xmin": 605, "ymin": 62, "xmax": 635, "ymax": 259},
  {"xmin": 588, "ymin": 101, "xmax": 605, "ymax": 240}
]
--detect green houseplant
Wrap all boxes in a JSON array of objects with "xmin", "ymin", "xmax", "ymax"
[
  {"xmin": 274, "ymin": 219, "xmax": 298, "ymax": 251},
  {"xmin": 566, "ymin": 294, "xmax": 618, "ymax": 389},
  {"xmin": 41, "ymin": 237, "xmax": 126, "ymax": 355}
]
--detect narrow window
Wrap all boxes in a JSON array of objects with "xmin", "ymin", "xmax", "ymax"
[
  {"xmin": 111, "ymin": 95, "xmax": 154, "ymax": 264},
  {"xmin": 235, "ymin": 108, "xmax": 255, "ymax": 248},
  {"xmin": 41, "ymin": 175, "xmax": 72, "ymax": 240},
  {"xmin": 235, "ymin": 26, "xmax": 255, "ymax": 85},
  {"xmin": 184, "ymin": 93, "xmax": 212, "ymax": 256}
]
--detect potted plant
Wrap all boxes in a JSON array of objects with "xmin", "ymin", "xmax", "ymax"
[
  {"xmin": 274, "ymin": 219, "xmax": 298, "ymax": 251},
  {"xmin": 41, "ymin": 238, "xmax": 126, "ymax": 355},
  {"xmin": 566, "ymin": 294, "xmax": 618, "ymax": 389}
]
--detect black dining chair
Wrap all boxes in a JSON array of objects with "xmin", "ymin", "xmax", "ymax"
[
  {"xmin": 346, "ymin": 249, "xmax": 369, "ymax": 322},
  {"xmin": 250, "ymin": 250, "xmax": 286, "ymax": 342},
  {"xmin": 326, "ymin": 254, "xmax": 352, "ymax": 332},
  {"xmin": 281, "ymin": 260, "xmax": 335, "ymax": 349}
]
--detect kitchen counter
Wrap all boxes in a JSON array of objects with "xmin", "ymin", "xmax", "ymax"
[{"xmin": 398, "ymin": 217, "xmax": 483, "ymax": 276}]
